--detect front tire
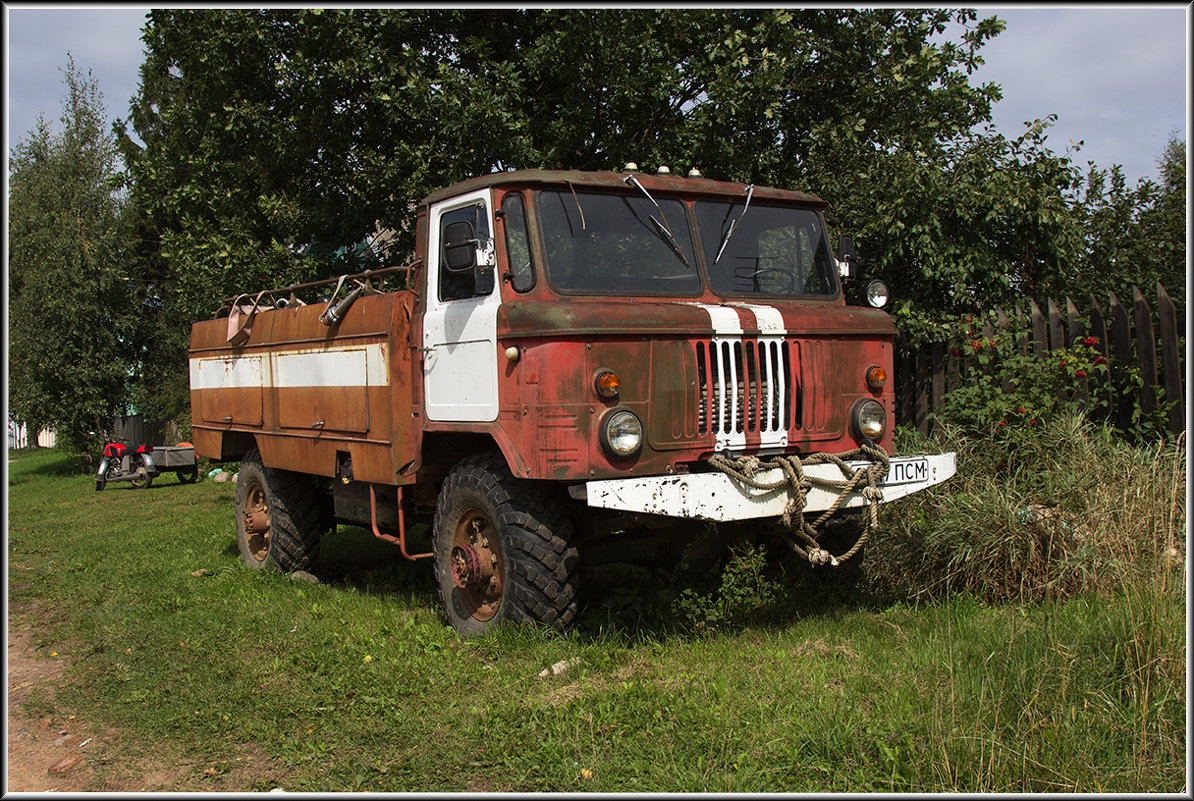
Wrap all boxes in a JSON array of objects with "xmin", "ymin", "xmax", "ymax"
[
  {"xmin": 433, "ymin": 452, "xmax": 579, "ymax": 637},
  {"xmin": 235, "ymin": 448, "xmax": 323, "ymax": 572}
]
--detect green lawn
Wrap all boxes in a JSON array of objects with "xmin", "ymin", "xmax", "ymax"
[{"xmin": 7, "ymin": 447, "xmax": 1186, "ymax": 792}]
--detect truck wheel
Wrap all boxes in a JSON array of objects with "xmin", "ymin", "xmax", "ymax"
[
  {"xmin": 433, "ymin": 452, "xmax": 579, "ymax": 637},
  {"xmin": 235, "ymin": 448, "xmax": 322, "ymax": 572}
]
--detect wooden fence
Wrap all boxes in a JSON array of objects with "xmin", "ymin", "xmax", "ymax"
[
  {"xmin": 896, "ymin": 281, "xmax": 1185, "ymax": 441},
  {"xmin": 110, "ymin": 414, "xmax": 174, "ymax": 447}
]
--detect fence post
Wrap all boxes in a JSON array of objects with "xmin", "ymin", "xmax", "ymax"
[
  {"xmin": 1047, "ymin": 297, "xmax": 1064, "ymax": 351},
  {"xmin": 913, "ymin": 344, "xmax": 930, "ymax": 437},
  {"xmin": 1156, "ymin": 281, "xmax": 1185, "ymax": 438},
  {"xmin": 1047, "ymin": 297, "xmax": 1066, "ymax": 404},
  {"xmin": 1131, "ymin": 285, "xmax": 1159, "ymax": 426},
  {"xmin": 1088, "ymin": 294, "xmax": 1112, "ymax": 422},
  {"xmin": 996, "ymin": 308, "xmax": 1013, "ymax": 394},
  {"xmin": 1066, "ymin": 297, "xmax": 1088, "ymax": 408},
  {"xmin": 1029, "ymin": 297, "xmax": 1047, "ymax": 357},
  {"xmin": 1065, "ymin": 297, "xmax": 1084, "ymax": 348},
  {"xmin": 930, "ymin": 341, "xmax": 946, "ymax": 434},
  {"xmin": 1107, "ymin": 291, "xmax": 1134, "ymax": 438},
  {"xmin": 896, "ymin": 335, "xmax": 914, "ymax": 431}
]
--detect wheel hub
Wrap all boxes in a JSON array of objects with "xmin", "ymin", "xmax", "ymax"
[
  {"xmin": 449, "ymin": 510, "xmax": 503, "ymax": 620},
  {"xmin": 450, "ymin": 545, "xmax": 485, "ymax": 589},
  {"xmin": 244, "ymin": 509, "xmax": 270, "ymax": 534},
  {"xmin": 243, "ymin": 482, "xmax": 271, "ymax": 561}
]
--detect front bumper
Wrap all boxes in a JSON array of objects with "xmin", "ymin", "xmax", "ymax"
[{"xmin": 584, "ymin": 453, "xmax": 956, "ymax": 522}]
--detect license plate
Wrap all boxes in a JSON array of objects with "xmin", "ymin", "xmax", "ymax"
[{"xmin": 884, "ymin": 457, "xmax": 930, "ymax": 485}]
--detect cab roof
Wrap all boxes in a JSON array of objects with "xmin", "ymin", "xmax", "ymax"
[{"xmin": 420, "ymin": 168, "xmax": 827, "ymax": 208}]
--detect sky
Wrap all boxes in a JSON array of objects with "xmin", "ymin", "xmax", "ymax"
[{"xmin": 3, "ymin": 5, "xmax": 1190, "ymax": 186}]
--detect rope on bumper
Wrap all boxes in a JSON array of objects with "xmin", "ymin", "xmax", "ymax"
[{"xmin": 707, "ymin": 444, "xmax": 890, "ymax": 567}]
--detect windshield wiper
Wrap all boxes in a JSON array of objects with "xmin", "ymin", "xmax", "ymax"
[
  {"xmin": 714, "ymin": 184, "xmax": 754, "ymax": 264},
  {"xmin": 623, "ymin": 174, "xmax": 689, "ymax": 266}
]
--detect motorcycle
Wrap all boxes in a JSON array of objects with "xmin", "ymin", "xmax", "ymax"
[
  {"xmin": 95, "ymin": 441, "xmax": 158, "ymax": 491},
  {"xmin": 95, "ymin": 441, "xmax": 200, "ymax": 491}
]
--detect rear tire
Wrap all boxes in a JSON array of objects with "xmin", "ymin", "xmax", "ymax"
[
  {"xmin": 235, "ymin": 448, "xmax": 323, "ymax": 572},
  {"xmin": 433, "ymin": 452, "xmax": 579, "ymax": 637},
  {"xmin": 130, "ymin": 458, "xmax": 153, "ymax": 489}
]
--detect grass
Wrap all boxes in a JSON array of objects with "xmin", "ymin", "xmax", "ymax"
[{"xmin": 6, "ymin": 433, "xmax": 1187, "ymax": 793}]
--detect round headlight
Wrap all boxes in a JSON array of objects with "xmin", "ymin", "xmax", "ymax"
[
  {"xmin": 865, "ymin": 280, "xmax": 889, "ymax": 308},
  {"xmin": 601, "ymin": 410, "xmax": 643, "ymax": 457},
  {"xmin": 852, "ymin": 399, "xmax": 886, "ymax": 441}
]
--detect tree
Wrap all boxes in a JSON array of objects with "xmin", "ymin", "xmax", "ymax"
[
  {"xmin": 124, "ymin": 8, "xmax": 1136, "ymax": 415},
  {"xmin": 122, "ymin": 9, "xmax": 1015, "ymax": 290},
  {"xmin": 1048, "ymin": 133, "xmax": 1186, "ymax": 311},
  {"xmin": 1135, "ymin": 134, "xmax": 1185, "ymax": 309},
  {"xmin": 9, "ymin": 57, "xmax": 142, "ymax": 458}
]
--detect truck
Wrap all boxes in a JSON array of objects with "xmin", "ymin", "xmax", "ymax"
[{"xmin": 188, "ymin": 165, "xmax": 956, "ymax": 636}]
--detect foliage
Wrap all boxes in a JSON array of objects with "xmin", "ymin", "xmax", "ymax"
[
  {"xmin": 672, "ymin": 543, "xmax": 784, "ymax": 631},
  {"xmin": 933, "ymin": 324, "xmax": 1110, "ymax": 435},
  {"xmin": 8, "ymin": 57, "xmax": 144, "ymax": 459},
  {"xmin": 866, "ymin": 414, "xmax": 1185, "ymax": 605},
  {"xmin": 1061, "ymin": 133, "xmax": 1187, "ymax": 310},
  {"xmin": 897, "ymin": 303, "xmax": 1178, "ymax": 443}
]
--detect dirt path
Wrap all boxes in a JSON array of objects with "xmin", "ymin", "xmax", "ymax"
[
  {"xmin": 8, "ymin": 626, "xmax": 109, "ymax": 791},
  {"xmin": 6, "ymin": 623, "xmax": 184, "ymax": 792}
]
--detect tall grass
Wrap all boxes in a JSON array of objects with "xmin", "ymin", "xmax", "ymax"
[{"xmin": 867, "ymin": 412, "xmax": 1186, "ymax": 604}]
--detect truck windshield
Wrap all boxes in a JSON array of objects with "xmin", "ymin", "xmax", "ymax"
[
  {"xmin": 695, "ymin": 201, "xmax": 838, "ymax": 298},
  {"xmin": 537, "ymin": 189, "xmax": 701, "ymax": 295}
]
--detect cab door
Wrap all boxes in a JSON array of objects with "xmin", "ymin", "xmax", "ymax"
[{"xmin": 423, "ymin": 189, "xmax": 501, "ymax": 422}]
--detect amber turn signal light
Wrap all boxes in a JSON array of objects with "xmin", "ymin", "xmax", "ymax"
[
  {"xmin": 594, "ymin": 369, "xmax": 621, "ymax": 399},
  {"xmin": 866, "ymin": 366, "xmax": 887, "ymax": 391}
]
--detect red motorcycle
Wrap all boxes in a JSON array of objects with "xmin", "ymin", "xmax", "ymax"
[
  {"xmin": 95, "ymin": 442, "xmax": 157, "ymax": 490},
  {"xmin": 95, "ymin": 441, "xmax": 200, "ymax": 490}
]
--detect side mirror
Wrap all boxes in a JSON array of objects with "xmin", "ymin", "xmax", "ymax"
[
  {"xmin": 837, "ymin": 235, "xmax": 858, "ymax": 281},
  {"xmin": 474, "ymin": 262, "xmax": 495, "ymax": 295},
  {"xmin": 443, "ymin": 220, "xmax": 478, "ymax": 273}
]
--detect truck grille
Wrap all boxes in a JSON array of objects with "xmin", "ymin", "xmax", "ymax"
[{"xmin": 695, "ymin": 338, "xmax": 796, "ymax": 444}]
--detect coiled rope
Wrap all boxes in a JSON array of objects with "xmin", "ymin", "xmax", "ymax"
[{"xmin": 707, "ymin": 444, "xmax": 890, "ymax": 567}]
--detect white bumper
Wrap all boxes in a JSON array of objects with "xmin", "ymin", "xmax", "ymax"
[{"xmin": 584, "ymin": 453, "xmax": 956, "ymax": 522}]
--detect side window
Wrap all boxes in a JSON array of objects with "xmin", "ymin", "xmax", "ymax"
[
  {"xmin": 502, "ymin": 192, "xmax": 534, "ymax": 293},
  {"xmin": 438, "ymin": 203, "xmax": 492, "ymax": 302}
]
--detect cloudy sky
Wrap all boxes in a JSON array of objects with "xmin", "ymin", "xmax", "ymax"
[{"xmin": 4, "ymin": 5, "xmax": 1189, "ymax": 186}]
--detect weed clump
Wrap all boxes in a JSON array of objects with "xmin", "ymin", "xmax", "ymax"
[{"xmin": 864, "ymin": 412, "xmax": 1186, "ymax": 604}]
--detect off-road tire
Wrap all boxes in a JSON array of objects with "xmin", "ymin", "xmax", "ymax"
[
  {"xmin": 235, "ymin": 448, "xmax": 323, "ymax": 572},
  {"xmin": 433, "ymin": 452, "xmax": 579, "ymax": 637}
]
